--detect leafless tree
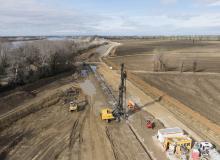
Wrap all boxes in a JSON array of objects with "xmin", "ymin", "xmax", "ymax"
[
  {"xmin": 0, "ymin": 38, "xmax": 107, "ymax": 87},
  {"xmin": 193, "ymin": 61, "xmax": 197, "ymax": 72},
  {"xmin": 153, "ymin": 51, "xmax": 166, "ymax": 72},
  {"xmin": 180, "ymin": 61, "xmax": 184, "ymax": 73},
  {"xmin": 0, "ymin": 43, "xmax": 10, "ymax": 74}
]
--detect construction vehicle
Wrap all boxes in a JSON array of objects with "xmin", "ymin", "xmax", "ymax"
[
  {"xmin": 69, "ymin": 98, "xmax": 88, "ymax": 112},
  {"xmin": 100, "ymin": 63, "xmax": 127, "ymax": 122},
  {"xmin": 146, "ymin": 120, "xmax": 154, "ymax": 129},
  {"xmin": 127, "ymin": 100, "xmax": 140, "ymax": 112},
  {"xmin": 100, "ymin": 108, "xmax": 115, "ymax": 122},
  {"xmin": 157, "ymin": 127, "xmax": 184, "ymax": 143},
  {"xmin": 163, "ymin": 136, "xmax": 192, "ymax": 159},
  {"xmin": 190, "ymin": 141, "xmax": 220, "ymax": 160},
  {"xmin": 69, "ymin": 101, "xmax": 78, "ymax": 112}
]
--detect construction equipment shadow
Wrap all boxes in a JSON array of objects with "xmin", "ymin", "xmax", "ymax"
[{"xmin": 127, "ymin": 96, "xmax": 163, "ymax": 117}]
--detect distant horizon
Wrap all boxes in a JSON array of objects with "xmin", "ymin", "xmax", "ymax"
[{"xmin": 1, "ymin": 35, "xmax": 220, "ymax": 38}]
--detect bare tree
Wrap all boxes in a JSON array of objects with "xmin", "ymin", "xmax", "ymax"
[
  {"xmin": 193, "ymin": 61, "xmax": 197, "ymax": 72},
  {"xmin": 153, "ymin": 51, "xmax": 166, "ymax": 72},
  {"xmin": 0, "ymin": 37, "xmax": 107, "ymax": 87},
  {"xmin": 0, "ymin": 43, "xmax": 10, "ymax": 74},
  {"xmin": 180, "ymin": 61, "xmax": 184, "ymax": 73}
]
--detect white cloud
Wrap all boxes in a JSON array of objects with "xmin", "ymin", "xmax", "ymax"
[
  {"xmin": 160, "ymin": 0, "xmax": 178, "ymax": 4},
  {"xmin": 0, "ymin": 0, "xmax": 104, "ymax": 35},
  {"xmin": 195, "ymin": 0, "xmax": 220, "ymax": 6},
  {"xmin": 208, "ymin": 1, "xmax": 220, "ymax": 6},
  {"xmin": 0, "ymin": 0, "xmax": 220, "ymax": 35}
]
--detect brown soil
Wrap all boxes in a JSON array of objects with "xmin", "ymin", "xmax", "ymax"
[
  {"xmin": 136, "ymin": 73, "xmax": 220, "ymax": 125},
  {"xmin": 0, "ymin": 71, "xmax": 74, "ymax": 115},
  {"xmin": 106, "ymin": 53, "xmax": 220, "ymax": 73},
  {"xmin": 114, "ymin": 39, "xmax": 220, "ymax": 56},
  {"xmin": 102, "ymin": 59, "xmax": 220, "ymax": 149},
  {"xmin": 0, "ymin": 71, "xmax": 154, "ymax": 160},
  {"xmin": 1, "ymin": 40, "xmax": 219, "ymax": 160},
  {"xmin": 109, "ymin": 39, "xmax": 220, "ymax": 73}
]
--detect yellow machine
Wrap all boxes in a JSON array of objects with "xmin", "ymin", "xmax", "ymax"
[
  {"xmin": 163, "ymin": 136, "xmax": 192, "ymax": 157},
  {"xmin": 69, "ymin": 101, "xmax": 78, "ymax": 112},
  {"xmin": 100, "ymin": 108, "xmax": 115, "ymax": 122},
  {"xmin": 69, "ymin": 97, "xmax": 88, "ymax": 112},
  {"xmin": 100, "ymin": 63, "xmax": 127, "ymax": 123}
]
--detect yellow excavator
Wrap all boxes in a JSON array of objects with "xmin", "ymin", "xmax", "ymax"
[
  {"xmin": 100, "ymin": 108, "xmax": 115, "ymax": 122},
  {"xmin": 100, "ymin": 63, "xmax": 127, "ymax": 122}
]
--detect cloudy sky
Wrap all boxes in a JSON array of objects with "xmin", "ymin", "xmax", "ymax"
[{"xmin": 1, "ymin": 0, "xmax": 220, "ymax": 36}]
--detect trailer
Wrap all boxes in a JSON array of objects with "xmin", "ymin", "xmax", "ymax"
[{"xmin": 157, "ymin": 127, "xmax": 184, "ymax": 143}]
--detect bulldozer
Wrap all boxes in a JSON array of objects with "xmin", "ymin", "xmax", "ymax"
[{"xmin": 100, "ymin": 63, "xmax": 127, "ymax": 122}]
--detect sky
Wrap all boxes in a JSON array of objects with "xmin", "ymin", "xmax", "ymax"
[{"xmin": 0, "ymin": 0, "xmax": 220, "ymax": 36}]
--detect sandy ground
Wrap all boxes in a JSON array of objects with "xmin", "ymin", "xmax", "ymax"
[
  {"xmin": 103, "ymin": 39, "xmax": 220, "ymax": 148},
  {"xmin": 114, "ymin": 39, "xmax": 220, "ymax": 56},
  {"xmin": 107, "ymin": 39, "xmax": 220, "ymax": 73},
  {"xmin": 136, "ymin": 73, "xmax": 220, "ymax": 125},
  {"xmin": 97, "ymin": 63, "xmax": 220, "ymax": 149},
  {"xmin": 99, "ymin": 63, "xmax": 209, "ymax": 146},
  {"xmin": 106, "ymin": 53, "xmax": 220, "ymax": 73},
  {"xmin": 0, "ymin": 72, "xmax": 75, "ymax": 115},
  {"xmin": 0, "ymin": 70, "xmax": 154, "ymax": 160},
  {"xmin": 1, "ymin": 39, "xmax": 219, "ymax": 160}
]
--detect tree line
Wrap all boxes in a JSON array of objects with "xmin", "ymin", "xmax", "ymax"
[{"xmin": 0, "ymin": 38, "xmax": 107, "ymax": 87}]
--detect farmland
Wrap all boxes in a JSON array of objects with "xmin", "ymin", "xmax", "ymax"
[
  {"xmin": 136, "ymin": 72, "xmax": 220, "ymax": 125},
  {"xmin": 104, "ymin": 38, "xmax": 220, "ymax": 148},
  {"xmin": 108, "ymin": 39, "xmax": 220, "ymax": 73}
]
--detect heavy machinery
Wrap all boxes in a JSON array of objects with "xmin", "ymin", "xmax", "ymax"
[
  {"xmin": 127, "ymin": 100, "xmax": 139, "ymax": 111},
  {"xmin": 69, "ymin": 101, "xmax": 78, "ymax": 112},
  {"xmin": 163, "ymin": 136, "xmax": 192, "ymax": 159},
  {"xmin": 69, "ymin": 98, "xmax": 88, "ymax": 112},
  {"xmin": 100, "ymin": 108, "xmax": 115, "ymax": 122},
  {"xmin": 100, "ymin": 63, "xmax": 127, "ymax": 122},
  {"xmin": 146, "ymin": 120, "xmax": 154, "ymax": 129},
  {"xmin": 190, "ymin": 141, "xmax": 220, "ymax": 160}
]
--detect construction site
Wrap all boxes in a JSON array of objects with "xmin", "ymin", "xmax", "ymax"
[{"xmin": 0, "ymin": 37, "xmax": 220, "ymax": 160}]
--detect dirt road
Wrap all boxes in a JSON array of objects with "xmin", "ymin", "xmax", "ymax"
[{"xmin": 0, "ymin": 69, "xmax": 153, "ymax": 160}]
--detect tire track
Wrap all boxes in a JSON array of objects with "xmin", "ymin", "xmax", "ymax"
[
  {"xmin": 127, "ymin": 123, "xmax": 154, "ymax": 160},
  {"xmin": 105, "ymin": 127, "xmax": 119, "ymax": 160},
  {"xmin": 68, "ymin": 105, "xmax": 90, "ymax": 160}
]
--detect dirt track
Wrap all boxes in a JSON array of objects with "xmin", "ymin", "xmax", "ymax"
[{"xmin": 0, "ymin": 70, "xmax": 154, "ymax": 160}]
